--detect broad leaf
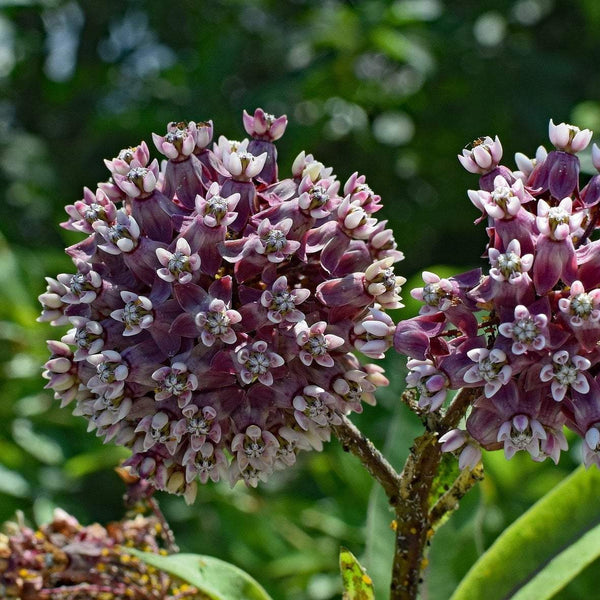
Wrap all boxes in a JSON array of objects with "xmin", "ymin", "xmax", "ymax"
[
  {"xmin": 129, "ymin": 550, "xmax": 273, "ymax": 600},
  {"xmin": 340, "ymin": 547, "xmax": 375, "ymax": 600},
  {"xmin": 450, "ymin": 465, "xmax": 600, "ymax": 600}
]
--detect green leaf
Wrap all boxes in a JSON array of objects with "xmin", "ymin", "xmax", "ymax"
[
  {"xmin": 450, "ymin": 466, "xmax": 600, "ymax": 600},
  {"xmin": 128, "ymin": 550, "xmax": 273, "ymax": 600},
  {"xmin": 340, "ymin": 547, "xmax": 375, "ymax": 600}
]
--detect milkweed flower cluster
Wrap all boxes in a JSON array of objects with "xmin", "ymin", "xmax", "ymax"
[
  {"xmin": 396, "ymin": 120, "xmax": 600, "ymax": 469},
  {"xmin": 40, "ymin": 108, "xmax": 404, "ymax": 501},
  {"xmin": 0, "ymin": 510, "xmax": 197, "ymax": 599}
]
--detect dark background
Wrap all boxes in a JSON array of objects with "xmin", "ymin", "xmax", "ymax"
[{"xmin": 1, "ymin": 1, "xmax": 600, "ymax": 598}]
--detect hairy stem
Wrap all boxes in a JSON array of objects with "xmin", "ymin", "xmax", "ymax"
[
  {"xmin": 429, "ymin": 461, "xmax": 484, "ymax": 528},
  {"xmin": 333, "ymin": 387, "xmax": 482, "ymax": 600},
  {"xmin": 390, "ymin": 387, "xmax": 482, "ymax": 600},
  {"xmin": 333, "ymin": 414, "xmax": 403, "ymax": 504}
]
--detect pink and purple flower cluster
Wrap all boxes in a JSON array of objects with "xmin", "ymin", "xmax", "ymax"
[
  {"xmin": 396, "ymin": 120, "xmax": 600, "ymax": 469},
  {"xmin": 40, "ymin": 108, "xmax": 404, "ymax": 502}
]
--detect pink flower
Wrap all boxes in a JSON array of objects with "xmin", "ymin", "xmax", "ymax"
[
  {"xmin": 41, "ymin": 108, "xmax": 401, "ymax": 498},
  {"xmin": 548, "ymin": 119, "xmax": 592, "ymax": 153},
  {"xmin": 498, "ymin": 305, "xmax": 548, "ymax": 355},
  {"xmin": 236, "ymin": 340, "xmax": 284, "ymax": 386},
  {"xmin": 539, "ymin": 350, "xmax": 590, "ymax": 401},
  {"xmin": 458, "ymin": 135, "xmax": 503, "ymax": 174},
  {"xmin": 295, "ymin": 321, "xmax": 345, "ymax": 367},
  {"xmin": 156, "ymin": 238, "xmax": 201, "ymax": 284},
  {"xmin": 463, "ymin": 348, "xmax": 512, "ymax": 398},
  {"xmin": 260, "ymin": 276, "xmax": 310, "ymax": 324},
  {"xmin": 242, "ymin": 108, "xmax": 288, "ymax": 141}
]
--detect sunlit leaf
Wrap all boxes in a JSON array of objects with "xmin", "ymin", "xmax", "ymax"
[
  {"xmin": 340, "ymin": 547, "xmax": 375, "ymax": 600},
  {"xmin": 129, "ymin": 550, "xmax": 273, "ymax": 600},
  {"xmin": 450, "ymin": 466, "xmax": 600, "ymax": 600}
]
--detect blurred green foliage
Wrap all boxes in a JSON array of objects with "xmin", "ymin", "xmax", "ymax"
[{"xmin": 2, "ymin": 1, "xmax": 600, "ymax": 598}]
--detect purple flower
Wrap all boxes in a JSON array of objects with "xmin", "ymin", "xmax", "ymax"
[
  {"xmin": 62, "ymin": 186, "xmax": 117, "ymax": 233},
  {"xmin": 194, "ymin": 298, "xmax": 242, "ymax": 346},
  {"xmin": 86, "ymin": 351, "xmax": 129, "ymax": 399},
  {"xmin": 94, "ymin": 210, "xmax": 141, "ymax": 254},
  {"xmin": 156, "ymin": 238, "xmax": 201, "ymax": 284},
  {"xmin": 293, "ymin": 385, "xmax": 342, "ymax": 430},
  {"xmin": 539, "ymin": 350, "xmax": 590, "ymax": 401},
  {"xmin": 251, "ymin": 218, "xmax": 301, "ymax": 263},
  {"xmin": 61, "ymin": 316, "xmax": 104, "ymax": 361},
  {"xmin": 295, "ymin": 321, "xmax": 345, "ymax": 367},
  {"xmin": 195, "ymin": 182, "xmax": 239, "ymax": 228},
  {"xmin": 42, "ymin": 108, "xmax": 401, "ymax": 498},
  {"xmin": 548, "ymin": 119, "xmax": 592, "ymax": 153},
  {"xmin": 56, "ymin": 262, "xmax": 102, "ymax": 305},
  {"xmin": 236, "ymin": 340, "xmax": 284, "ymax": 386},
  {"xmin": 353, "ymin": 308, "xmax": 395, "ymax": 359},
  {"xmin": 110, "ymin": 291, "xmax": 154, "ymax": 337},
  {"xmin": 463, "ymin": 348, "xmax": 512, "ymax": 398},
  {"xmin": 498, "ymin": 305, "xmax": 548, "ymax": 355},
  {"xmin": 152, "ymin": 362, "xmax": 199, "ymax": 407},
  {"xmin": 242, "ymin": 108, "xmax": 288, "ymax": 141},
  {"xmin": 395, "ymin": 120, "xmax": 600, "ymax": 471},
  {"xmin": 458, "ymin": 135, "xmax": 503, "ymax": 174},
  {"xmin": 406, "ymin": 359, "xmax": 449, "ymax": 412},
  {"xmin": 439, "ymin": 429, "xmax": 482, "ymax": 470},
  {"xmin": 260, "ymin": 276, "xmax": 310, "ymax": 324}
]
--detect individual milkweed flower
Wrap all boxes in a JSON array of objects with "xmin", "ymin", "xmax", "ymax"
[
  {"xmin": 251, "ymin": 218, "xmax": 301, "ymax": 263},
  {"xmin": 557, "ymin": 280, "xmax": 600, "ymax": 350},
  {"xmin": 260, "ymin": 276, "xmax": 310, "ymax": 324},
  {"xmin": 195, "ymin": 182, "xmax": 240, "ymax": 228},
  {"xmin": 156, "ymin": 238, "xmax": 201, "ymax": 284},
  {"xmin": 56, "ymin": 261, "xmax": 102, "ymax": 305},
  {"xmin": 152, "ymin": 362, "xmax": 199, "ymax": 407},
  {"xmin": 439, "ymin": 428, "xmax": 482, "ymax": 470},
  {"xmin": 62, "ymin": 186, "xmax": 118, "ymax": 233},
  {"xmin": 42, "ymin": 108, "xmax": 401, "ymax": 498},
  {"xmin": 221, "ymin": 147, "xmax": 268, "ymax": 181},
  {"xmin": 177, "ymin": 404, "xmax": 221, "ymax": 450},
  {"xmin": 183, "ymin": 441, "xmax": 227, "ymax": 484},
  {"xmin": 406, "ymin": 359, "xmax": 449, "ymax": 412},
  {"xmin": 94, "ymin": 209, "xmax": 141, "ymax": 254},
  {"xmin": 295, "ymin": 321, "xmax": 345, "ymax": 367},
  {"xmin": 548, "ymin": 119, "xmax": 592, "ymax": 153},
  {"xmin": 498, "ymin": 304, "xmax": 548, "ymax": 355},
  {"xmin": 539, "ymin": 350, "xmax": 591, "ymax": 401},
  {"xmin": 61, "ymin": 316, "xmax": 104, "ymax": 360},
  {"xmin": 458, "ymin": 135, "xmax": 503, "ymax": 174},
  {"xmin": 293, "ymin": 385, "xmax": 342, "ymax": 430},
  {"xmin": 497, "ymin": 413, "xmax": 547, "ymax": 460},
  {"xmin": 194, "ymin": 298, "xmax": 242, "ymax": 346},
  {"xmin": 364, "ymin": 257, "xmax": 406, "ymax": 309},
  {"xmin": 463, "ymin": 348, "xmax": 512, "ymax": 398},
  {"xmin": 104, "ymin": 141, "xmax": 151, "ymax": 174},
  {"xmin": 243, "ymin": 108, "xmax": 288, "ymax": 141},
  {"xmin": 353, "ymin": 307, "xmax": 395, "ymax": 359},
  {"xmin": 110, "ymin": 291, "xmax": 154, "ymax": 336},
  {"xmin": 297, "ymin": 175, "xmax": 340, "ymax": 218},
  {"xmin": 236, "ymin": 340, "xmax": 284, "ymax": 386},
  {"xmin": 231, "ymin": 424, "xmax": 279, "ymax": 472},
  {"xmin": 86, "ymin": 350, "xmax": 129, "ymax": 399}
]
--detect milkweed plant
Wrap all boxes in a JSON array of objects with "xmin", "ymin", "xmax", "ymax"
[{"xmin": 17, "ymin": 111, "xmax": 600, "ymax": 599}]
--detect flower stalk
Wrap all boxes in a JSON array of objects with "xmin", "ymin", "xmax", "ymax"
[{"xmin": 334, "ymin": 387, "xmax": 483, "ymax": 600}]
